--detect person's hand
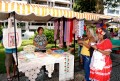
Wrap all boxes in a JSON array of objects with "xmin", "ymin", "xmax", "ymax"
[
  {"xmin": 38, "ymin": 46, "xmax": 43, "ymax": 49},
  {"xmin": 91, "ymin": 45, "xmax": 97, "ymax": 50},
  {"xmin": 78, "ymin": 40, "xmax": 83, "ymax": 44}
]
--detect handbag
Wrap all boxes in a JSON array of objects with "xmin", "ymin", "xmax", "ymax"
[{"xmin": 3, "ymin": 17, "xmax": 22, "ymax": 48}]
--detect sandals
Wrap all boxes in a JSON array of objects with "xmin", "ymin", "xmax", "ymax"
[
  {"xmin": 7, "ymin": 77, "xmax": 12, "ymax": 81},
  {"xmin": 13, "ymin": 74, "xmax": 17, "ymax": 78}
]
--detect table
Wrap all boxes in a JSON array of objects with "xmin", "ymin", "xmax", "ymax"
[
  {"xmin": 111, "ymin": 39, "xmax": 120, "ymax": 50},
  {"xmin": 13, "ymin": 52, "xmax": 74, "ymax": 81},
  {"xmin": 112, "ymin": 45, "xmax": 120, "ymax": 49}
]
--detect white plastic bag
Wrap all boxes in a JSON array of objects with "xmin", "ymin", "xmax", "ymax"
[{"xmin": 3, "ymin": 17, "xmax": 22, "ymax": 48}]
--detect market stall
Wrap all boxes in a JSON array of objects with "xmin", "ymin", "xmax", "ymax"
[
  {"xmin": 0, "ymin": 1, "xmax": 113, "ymax": 81},
  {"xmin": 13, "ymin": 45, "xmax": 74, "ymax": 81}
]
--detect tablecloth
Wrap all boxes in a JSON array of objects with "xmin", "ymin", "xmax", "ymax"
[{"xmin": 13, "ymin": 52, "xmax": 74, "ymax": 81}]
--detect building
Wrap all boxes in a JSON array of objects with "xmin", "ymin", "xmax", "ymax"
[
  {"xmin": 1, "ymin": 0, "xmax": 74, "ymax": 39},
  {"xmin": 30, "ymin": 0, "xmax": 74, "ymax": 30},
  {"xmin": 104, "ymin": 6, "xmax": 120, "ymax": 16},
  {"xmin": 34, "ymin": 0, "xmax": 74, "ymax": 10}
]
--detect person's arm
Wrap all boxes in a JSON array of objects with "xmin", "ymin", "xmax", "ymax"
[
  {"xmin": 97, "ymin": 49, "xmax": 111, "ymax": 55},
  {"xmin": 82, "ymin": 41, "xmax": 90, "ymax": 48},
  {"xmin": 91, "ymin": 45, "xmax": 111, "ymax": 55},
  {"xmin": 78, "ymin": 40, "xmax": 90, "ymax": 48},
  {"xmin": 33, "ymin": 40, "xmax": 39, "ymax": 47},
  {"xmin": 79, "ymin": 37, "xmax": 96, "ymax": 49}
]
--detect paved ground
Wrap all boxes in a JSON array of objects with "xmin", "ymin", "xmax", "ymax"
[{"xmin": 0, "ymin": 53, "xmax": 120, "ymax": 81}]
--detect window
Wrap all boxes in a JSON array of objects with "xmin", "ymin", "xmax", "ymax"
[
  {"xmin": 116, "ymin": 10, "xmax": 119, "ymax": 14},
  {"xmin": 55, "ymin": 3, "xmax": 67, "ymax": 7},
  {"xmin": 51, "ymin": 23, "xmax": 53, "ymax": 26},
  {"xmin": 31, "ymin": 23, "xmax": 46, "ymax": 26},
  {"xmin": 36, "ymin": 1, "xmax": 47, "ymax": 5},
  {"xmin": 48, "ymin": 23, "xmax": 50, "ymax": 26},
  {"xmin": 107, "ymin": 9, "xmax": 115, "ymax": 14}
]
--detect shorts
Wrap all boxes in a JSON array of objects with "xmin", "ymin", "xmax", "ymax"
[{"xmin": 5, "ymin": 53, "xmax": 15, "ymax": 67}]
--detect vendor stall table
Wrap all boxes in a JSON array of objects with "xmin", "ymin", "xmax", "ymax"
[
  {"xmin": 112, "ymin": 45, "xmax": 120, "ymax": 49},
  {"xmin": 111, "ymin": 39, "xmax": 120, "ymax": 50},
  {"xmin": 13, "ymin": 52, "xmax": 74, "ymax": 81}
]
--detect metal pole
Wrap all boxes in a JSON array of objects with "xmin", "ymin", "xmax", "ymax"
[
  {"xmin": 13, "ymin": 11, "xmax": 20, "ymax": 81},
  {"xmin": 73, "ymin": 33, "xmax": 75, "ymax": 81}
]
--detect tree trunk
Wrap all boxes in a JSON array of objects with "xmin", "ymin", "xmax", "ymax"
[{"xmin": 95, "ymin": 0, "xmax": 104, "ymax": 14}]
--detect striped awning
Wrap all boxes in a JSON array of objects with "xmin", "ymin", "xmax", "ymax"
[
  {"xmin": 112, "ymin": 16, "xmax": 120, "ymax": 22},
  {"xmin": 0, "ymin": 1, "xmax": 113, "ymax": 21}
]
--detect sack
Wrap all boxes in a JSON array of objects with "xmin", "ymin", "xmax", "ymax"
[{"xmin": 3, "ymin": 17, "xmax": 22, "ymax": 48}]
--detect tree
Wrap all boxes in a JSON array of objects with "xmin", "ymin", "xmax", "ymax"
[
  {"xmin": 73, "ymin": 0, "xmax": 120, "ymax": 14},
  {"xmin": 73, "ymin": 0, "xmax": 96, "ymax": 13}
]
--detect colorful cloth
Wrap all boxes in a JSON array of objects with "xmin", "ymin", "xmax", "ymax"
[
  {"xmin": 64, "ymin": 20, "xmax": 67, "ymax": 42},
  {"xmin": 69, "ymin": 19, "xmax": 73, "ymax": 44},
  {"xmin": 74, "ymin": 19, "xmax": 79, "ymax": 40},
  {"xmin": 74, "ymin": 19, "xmax": 84, "ymax": 40},
  {"xmin": 59, "ymin": 19, "xmax": 63, "ymax": 47},
  {"xmin": 90, "ymin": 39, "xmax": 112, "ymax": 81},
  {"xmin": 78, "ymin": 20, "xmax": 84, "ymax": 38},
  {"xmin": 66, "ymin": 19, "xmax": 70, "ymax": 46},
  {"xmin": 54, "ymin": 20, "xmax": 59, "ymax": 41},
  {"xmin": 33, "ymin": 34, "xmax": 47, "ymax": 51}
]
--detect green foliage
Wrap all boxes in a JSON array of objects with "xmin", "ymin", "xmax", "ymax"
[
  {"xmin": 32, "ymin": 28, "xmax": 54, "ymax": 43},
  {"xmin": 0, "ymin": 26, "xmax": 3, "ymax": 35},
  {"xmin": 44, "ymin": 29, "xmax": 54, "ymax": 44},
  {"xmin": 21, "ymin": 40, "xmax": 33, "ymax": 46},
  {"xmin": 73, "ymin": 0, "xmax": 96, "ymax": 12},
  {"xmin": 73, "ymin": 0, "xmax": 120, "ymax": 13},
  {"xmin": 104, "ymin": 0, "xmax": 120, "ymax": 8},
  {"xmin": 0, "ymin": 26, "xmax": 3, "ymax": 42}
]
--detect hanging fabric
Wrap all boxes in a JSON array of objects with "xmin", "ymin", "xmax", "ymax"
[
  {"xmin": 66, "ymin": 19, "xmax": 70, "ymax": 46},
  {"xmin": 64, "ymin": 20, "xmax": 67, "ymax": 42},
  {"xmin": 72, "ymin": 19, "xmax": 76, "ymax": 34},
  {"xmin": 69, "ymin": 19, "xmax": 73, "ymax": 44},
  {"xmin": 59, "ymin": 18, "xmax": 63, "ymax": 47},
  {"xmin": 54, "ymin": 20, "xmax": 59, "ymax": 41},
  {"xmin": 74, "ymin": 19, "xmax": 79, "ymax": 40},
  {"xmin": 75, "ymin": 19, "xmax": 84, "ymax": 39},
  {"xmin": 78, "ymin": 19, "xmax": 84, "ymax": 38}
]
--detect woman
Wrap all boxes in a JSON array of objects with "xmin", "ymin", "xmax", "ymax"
[
  {"xmin": 78, "ymin": 28, "xmax": 96, "ymax": 81},
  {"xmin": 33, "ymin": 27, "xmax": 48, "ymax": 80},
  {"xmin": 33, "ymin": 27, "xmax": 48, "ymax": 52},
  {"xmin": 90, "ymin": 28, "xmax": 112, "ymax": 81}
]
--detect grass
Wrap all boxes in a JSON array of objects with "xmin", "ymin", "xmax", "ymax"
[
  {"xmin": 0, "ymin": 39, "xmax": 78, "ymax": 74},
  {"xmin": 0, "ymin": 40, "xmax": 57, "ymax": 73}
]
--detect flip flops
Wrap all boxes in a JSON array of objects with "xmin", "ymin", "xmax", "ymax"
[{"xmin": 7, "ymin": 77, "xmax": 12, "ymax": 81}]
